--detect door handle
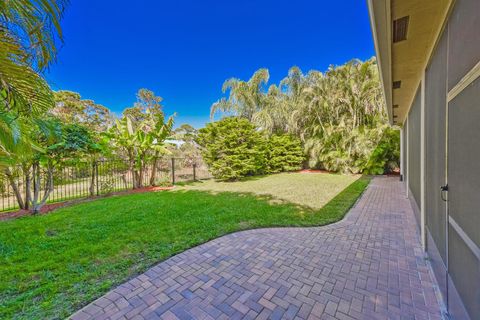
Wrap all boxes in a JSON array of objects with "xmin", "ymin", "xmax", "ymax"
[{"xmin": 440, "ymin": 184, "xmax": 448, "ymax": 202}]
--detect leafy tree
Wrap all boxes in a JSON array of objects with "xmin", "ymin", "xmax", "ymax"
[
  {"xmin": 4, "ymin": 120, "xmax": 99, "ymax": 213},
  {"xmin": 171, "ymin": 124, "xmax": 201, "ymax": 167},
  {"xmin": 210, "ymin": 69, "xmax": 269, "ymax": 121},
  {"xmin": 211, "ymin": 58, "xmax": 399, "ymax": 174},
  {"xmin": 173, "ymin": 124, "xmax": 197, "ymax": 142},
  {"xmin": 108, "ymin": 92, "xmax": 174, "ymax": 188},
  {"xmin": 266, "ymin": 134, "xmax": 305, "ymax": 173},
  {"xmin": 48, "ymin": 124, "xmax": 104, "ymax": 196},
  {"xmin": 363, "ymin": 127, "xmax": 400, "ymax": 174},
  {"xmin": 196, "ymin": 118, "xmax": 267, "ymax": 181},
  {"xmin": 0, "ymin": 0, "xmax": 67, "ymax": 166},
  {"xmin": 53, "ymin": 91, "xmax": 113, "ymax": 132},
  {"xmin": 123, "ymin": 89, "xmax": 164, "ymax": 124}
]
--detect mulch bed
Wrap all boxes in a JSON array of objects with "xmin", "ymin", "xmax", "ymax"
[{"xmin": 0, "ymin": 185, "xmax": 175, "ymax": 221}]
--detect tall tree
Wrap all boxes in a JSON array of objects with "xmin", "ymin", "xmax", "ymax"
[
  {"xmin": 210, "ymin": 58, "xmax": 397, "ymax": 174},
  {"xmin": 53, "ymin": 90, "xmax": 113, "ymax": 132},
  {"xmin": 123, "ymin": 89, "xmax": 164, "ymax": 124},
  {"xmin": 109, "ymin": 89, "xmax": 174, "ymax": 188},
  {"xmin": 211, "ymin": 69, "xmax": 269, "ymax": 121},
  {"xmin": 0, "ymin": 0, "xmax": 67, "ymax": 165}
]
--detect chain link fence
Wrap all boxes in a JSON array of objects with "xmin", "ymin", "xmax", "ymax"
[{"xmin": 0, "ymin": 157, "xmax": 212, "ymax": 212}]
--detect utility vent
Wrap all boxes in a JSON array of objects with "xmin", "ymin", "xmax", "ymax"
[
  {"xmin": 393, "ymin": 16, "xmax": 409, "ymax": 42},
  {"xmin": 393, "ymin": 81, "xmax": 402, "ymax": 89}
]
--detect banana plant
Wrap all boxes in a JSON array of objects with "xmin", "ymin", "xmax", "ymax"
[
  {"xmin": 148, "ymin": 115, "xmax": 174, "ymax": 186},
  {"xmin": 108, "ymin": 113, "xmax": 174, "ymax": 188}
]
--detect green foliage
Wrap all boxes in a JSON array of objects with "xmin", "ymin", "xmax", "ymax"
[
  {"xmin": 363, "ymin": 127, "xmax": 400, "ymax": 175},
  {"xmin": 197, "ymin": 118, "xmax": 306, "ymax": 180},
  {"xmin": 211, "ymin": 58, "xmax": 400, "ymax": 174},
  {"xmin": 122, "ymin": 88, "xmax": 164, "ymax": 124},
  {"xmin": 196, "ymin": 117, "xmax": 267, "ymax": 180},
  {"xmin": 48, "ymin": 124, "xmax": 100, "ymax": 159},
  {"xmin": 106, "ymin": 90, "xmax": 174, "ymax": 187},
  {"xmin": 0, "ymin": 0, "xmax": 67, "ymax": 167},
  {"xmin": 53, "ymin": 91, "xmax": 113, "ymax": 132},
  {"xmin": 266, "ymin": 134, "xmax": 305, "ymax": 173}
]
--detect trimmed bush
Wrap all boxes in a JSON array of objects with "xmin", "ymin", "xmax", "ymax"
[
  {"xmin": 266, "ymin": 134, "xmax": 305, "ymax": 173},
  {"xmin": 196, "ymin": 117, "xmax": 266, "ymax": 180},
  {"xmin": 197, "ymin": 118, "xmax": 306, "ymax": 180}
]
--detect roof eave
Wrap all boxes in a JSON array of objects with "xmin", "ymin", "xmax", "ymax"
[{"xmin": 367, "ymin": 0, "xmax": 394, "ymax": 125}]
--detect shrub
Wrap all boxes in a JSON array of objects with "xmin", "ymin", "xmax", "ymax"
[
  {"xmin": 363, "ymin": 127, "xmax": 400, "ymax": 175},
  {"xmin": 266, "ymin": 134, "xmax": 305, "ymax": 173},
  {"xmin": 196, "ymin": 117, "xmax": 267, "ymax": 181}
]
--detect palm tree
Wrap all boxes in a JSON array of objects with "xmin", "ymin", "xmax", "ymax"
[
  {"xmin": 210, "ymin": 68, "xmax": 270, "ymax": 121},
  {"xmin": 210, "ymin": 58, "xmax": 391, "ymax": 173},
  {"xmin": 0, "ymin": 0, "xmax": 67, "ymax": 165}
]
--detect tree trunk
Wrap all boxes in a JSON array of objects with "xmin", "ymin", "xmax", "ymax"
[
  {"xmin": 131, "ymin": 162, "xmax": 137, "ymax": 189},
  {"xmin": 32, "ymin": 163, "xmax": 54, "ymax": 214},
  {"xmin": 31, "ymin": 162, "xmax": 40, "ymax": 213},
  {"xmin": 24, "ymin": 165, "xmax": 32, "ymax": 210},
  {"xmin": 128, "ymin": 150, "xmax": 137, "ymax": 189},
  {"xmin": 121, "ymin": 173, "xmax": 128, "ymax": 189},
  {"xmin": 89, "ymin": 161, "xmax": 96, "ymax": 196},
  {"xmin": 149, "ymin": 153, "xmax": 159, "ymax": 186},
  {"xmin": 137, "ymin": 154, "xmax": 146, "ymax": 188},
  {"xmin": 138, "ymin": 167, "xmax": 143, "ymax": 188},
  {"xmin": 4, "ymin": 168, "xmax": 25, "ymax": 209}
]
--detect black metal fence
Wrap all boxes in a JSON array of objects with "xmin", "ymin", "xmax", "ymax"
[{"xmin": 0, "ymin": 157, "xmax": 212, "ymax": 213}]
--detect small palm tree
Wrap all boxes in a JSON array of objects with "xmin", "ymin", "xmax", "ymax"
[{"xmin": 0, "ymin": 0, "xmax": 67, "ymax": 165}]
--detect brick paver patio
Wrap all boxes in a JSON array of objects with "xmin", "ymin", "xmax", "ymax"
[{"xmin": 71, "ymin": 177, "xmax": 443, "ymax": 320}]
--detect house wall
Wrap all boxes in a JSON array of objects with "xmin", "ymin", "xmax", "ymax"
[
  {"xmin": 401, "ymin": 124, "xmax": 407, "ymax": 184},
  {"xmin": 447, "ymin": 77, "xmax": 480, "ymax": 319},
  {"xmin": 402, "ymin": 0, "xmax": 480, "ymax": 318},
  {"xmin": 424, "ymin": 28, "xmax": 448, "ymax": 300},
  {"xmin": 407, "ymin": 88, "xmax": 421, "ymax": 225}
]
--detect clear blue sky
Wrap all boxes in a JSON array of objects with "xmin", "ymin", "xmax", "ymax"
[{"xmin": 46, "ymin": 0, "xmax": 375, "ymax": 128}]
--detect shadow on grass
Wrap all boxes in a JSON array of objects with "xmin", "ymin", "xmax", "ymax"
[{"xmin": 171, "ymin": 175, "xmax": 371, "ymax": 227}]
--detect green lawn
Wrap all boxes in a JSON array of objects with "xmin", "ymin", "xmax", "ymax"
[
  {"xmin": 0, "ymin": 173, "xmax": 370, "ymax": 319},
  {"xmin": 184, "ymin": 172, "xmax": 360, "ymax": 209}
]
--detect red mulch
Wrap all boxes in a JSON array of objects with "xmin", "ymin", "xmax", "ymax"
[{"xmin": 0, "ymin": 185, "xmax": 175, "ymax": 222}]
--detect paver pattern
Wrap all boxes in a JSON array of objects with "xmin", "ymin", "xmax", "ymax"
[{"xmin": 71, "ymin": 177, "xmax": 442, "ymax": 320}]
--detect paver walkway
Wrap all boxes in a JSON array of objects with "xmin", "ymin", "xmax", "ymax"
[{"xmin": 71, "ymin": 177, "xmax": 443, "ymax": 320}]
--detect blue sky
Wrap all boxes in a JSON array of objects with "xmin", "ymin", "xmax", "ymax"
[{"xmin": 46, "ymin": 0, "xmax": 375, "ymax": 128}]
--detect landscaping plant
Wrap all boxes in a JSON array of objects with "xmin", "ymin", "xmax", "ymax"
[
  {"xmin": 211, "ymin": 58, "xmax": 400, "ymax": 174},
  {"xmin": 196, "ymin": 117, "xmax": 267, "ymax": 180}
]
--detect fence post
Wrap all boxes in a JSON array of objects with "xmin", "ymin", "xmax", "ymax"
[
  {"xmin": 193, "ymin": 163, "xmax": 196, "ymax": 181},
  {"xmin": 171, "ymin": 158, "xmax": 175, "ymax": 185},
  {"xmin": 95, "ymin": 161, "xmax": 99, "ymax": 196}
]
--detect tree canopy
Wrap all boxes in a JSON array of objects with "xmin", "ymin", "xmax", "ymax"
[{"xmin": 211, "ymin": 58, "xmax": 399, "ymax": 174}]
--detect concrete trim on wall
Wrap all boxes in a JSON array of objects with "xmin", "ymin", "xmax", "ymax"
[
  {"xmin": 405, "ymin": 118, "xmax": 409, "ymax": 198},
  {"xmin": 420, "ymin": 71, "xmax": 427, "ymax": 250},
  {"xmin": 449, "ymin": 216, "xmax": 480, "ymax": 262},
  {"xmin": 400, "ymin": 127, "xmax": 404, "ymax": 181},
  {"xmin": 444, "ymin": 24, "xmax": 450, "ymax": 308},
  {"xmin": 447, "ymin": 60, "xmax": 480, "ymax": 102},
  {"xmin": 408, "ymin": 187, "xmax": 421, "ymax": 233}
]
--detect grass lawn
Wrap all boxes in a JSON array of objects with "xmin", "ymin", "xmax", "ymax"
[
  {"xmin": 0, "ymin": 172, "xmax": 370, "ymax": 319},
  {"xmin": 183, "ymin": 172, "xmax": 359, "ymax": 209}
]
